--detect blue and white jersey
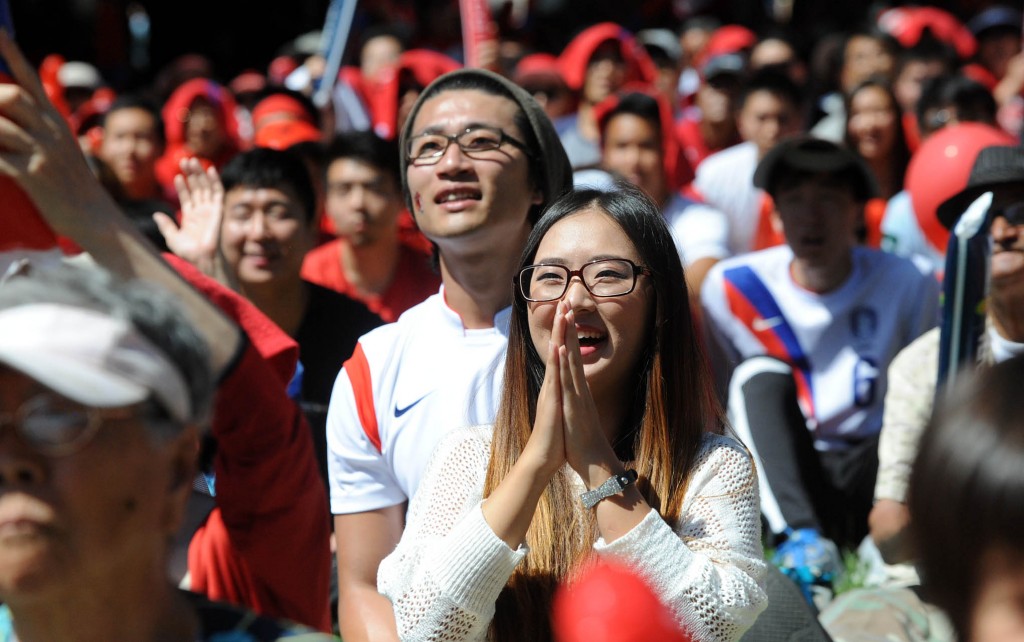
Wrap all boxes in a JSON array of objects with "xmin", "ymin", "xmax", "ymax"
[{"xmin": 701, "ymin": 245, "xmax": 940, "ymax": 450}]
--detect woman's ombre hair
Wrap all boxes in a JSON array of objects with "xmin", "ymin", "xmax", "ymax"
[{"xmin": 483, "ymin": 183, "xmax": 724, "ymax": 641}]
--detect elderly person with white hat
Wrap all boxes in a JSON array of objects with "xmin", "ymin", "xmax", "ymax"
[{"xmin": 0, "ymin": 265, "xmax": 335, "ymax": 641}]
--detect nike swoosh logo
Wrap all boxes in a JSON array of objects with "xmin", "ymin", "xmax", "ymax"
[
  {"xmin": 394, "ymin": 393, "xmax": 432, "ymax": 418},
  {"xmin": 752, "ymin": 316, "xmax": 783, "ymax": 332}
]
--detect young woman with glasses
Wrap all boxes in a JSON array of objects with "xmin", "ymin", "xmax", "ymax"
[{"xmin": 377, "ymin": 184, "xmax": 767, "ymax": 642}]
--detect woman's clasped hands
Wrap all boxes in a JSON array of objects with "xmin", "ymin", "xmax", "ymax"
[{"xmin": 522, "ymin": 299, "xmax": 621, "ymax": 490}]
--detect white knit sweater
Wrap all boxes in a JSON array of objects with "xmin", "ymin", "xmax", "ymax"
[{"xmin": 378, "ymin": 426, "xmax": 768, "ymax": 641}]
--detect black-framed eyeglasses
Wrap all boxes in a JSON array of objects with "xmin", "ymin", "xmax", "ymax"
[
  {"xmin": 517, "ymin": 258, "xmax": 651, "ymax": 303},
  {"xmin": 407, "ymin": 126, "xmax": 530, "ymax": 165},
  {"xmin": 0, "ymin": 394, "xmax": 141, "ymax": 457}
]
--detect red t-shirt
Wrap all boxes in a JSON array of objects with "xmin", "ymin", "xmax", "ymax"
[{"xmin": 302, "ymin": 239, "xmax": 440, "ymax": 323}]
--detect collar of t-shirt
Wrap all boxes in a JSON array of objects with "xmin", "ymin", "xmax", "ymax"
[{"xmin": 989, "ymin": 324, "xmax": 1024, "ymax": 363}]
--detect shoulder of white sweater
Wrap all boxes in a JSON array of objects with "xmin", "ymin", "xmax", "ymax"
[{"xmin": 685, "ymin": 432, "xmax": 757, "ymax": 495}]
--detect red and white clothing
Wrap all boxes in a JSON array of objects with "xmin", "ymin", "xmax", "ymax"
[
  {"xmin": 301, "ymin": 239, "xmax": 440, "ymax": 323},
  {"xmin": 326, "ymin": 289, "xmax": 509, "ymax": 515},
  {"xmin": 663, "ymin": 193, "xmax": 730, "ymax": 266},
  {"xmin": 692, "ymin": 142, "xmax": 767, "ymax": 256},
  {"xmin": 700, "ymin": 245, "xmax": 940, "ymax": 450}
]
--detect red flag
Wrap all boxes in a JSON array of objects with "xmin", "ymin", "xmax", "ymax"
[{"xmin": 459, "ymin": 0, "xmax": 495, "ymax": 69}]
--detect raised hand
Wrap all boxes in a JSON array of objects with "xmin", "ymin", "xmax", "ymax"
[
  {"xmin": 152, "ymin": 158, "xmax": 224, "ymax": 275},
  {"xmin": 520, "ymin": 300, "xmax": 567, "ymax": 477},
  {"xmin": 558, "ymin": 303, "xmax": 619, "ymax": 486},
  {"xmin": 481, "ymin": 300, "xmax": 576, "ymax": 549},
  {"xmin": 0, "ymin": 29, "xmax": 243, "ymax": 374},
  {"xmin": 0, "ymin": 29, "xmax": 113, "ymax": 229}
]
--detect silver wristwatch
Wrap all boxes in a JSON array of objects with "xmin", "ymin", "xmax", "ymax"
[{"xmin": 580, "ymin": 470, "xmax": 638, "ymax": 509}]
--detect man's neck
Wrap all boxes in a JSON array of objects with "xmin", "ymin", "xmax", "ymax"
[
  {"xmin": 437, "ymin": 236, "xmax": 525, "ymax": 329},
  {"xmin": 699, "ymin": 119, "xmax": 736, "ymax": 151},
  {"xmin": 242, "ymin": 278, "xmax": 309, "ymax": 337},
  {"xmin": 789, "ymin": 253, "xmax": 853, "ymax": 294},
  {"xmin": 340, "ymin": 236, "xmax": 401, "ymax": 298},
  {"xmin": 123, "ymin": 176, "xmax": 161, "ymax": 202},
  {"xmin": 576, "ymin": 102, "xmax": 600, "ymax": 143},
  {"xmin": 866, "ymin": 157, "xmax": 893, "ymax": 198}
]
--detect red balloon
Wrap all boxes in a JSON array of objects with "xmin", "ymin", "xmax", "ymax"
[
  {"xmin": 552, "ymin": 561, "xmax": 692, "ymax": 642},
  {"xmin": 905, "ymin": 123, "xmax": 1016, "ymax": 254}
]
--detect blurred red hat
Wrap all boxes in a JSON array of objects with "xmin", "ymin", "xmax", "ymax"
[
  {"xmin": 699, "ymin": 25, "xmax": 757, "ymax": 65},
  {"xmin": 552, "ymin": 561, "xmax": 692, "ymax": 642},
  {"xmin": 876, "ymin": 6, "xmax": 976, "ymax": 60},
  {"xmin": 558, "ymin": 22, "xmax": 657, "ymax": 92},
  {"xmin": 250, "ymin": 94, "xmax": 316, "ymax": 130},
  {"xmin": 230, "ymin": 70, "xmax": 267, "ymax": 96},
  {"xmin": 254, "ymin": 119, "xmax": 321, "ymax": 150},
  {"xmin": 905, "ymin": 122, "xmax": 1016, "ymax": 253}
]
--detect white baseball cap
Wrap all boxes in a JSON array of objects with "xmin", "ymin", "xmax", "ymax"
[{"xmin": 0, "ymin": 303, "xmax": 191, "ymax": 423}]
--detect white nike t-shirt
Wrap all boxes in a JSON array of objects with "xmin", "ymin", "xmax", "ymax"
[{"xmin": 326, "ymin": 288, "xmax": 508, "ymax": 515}]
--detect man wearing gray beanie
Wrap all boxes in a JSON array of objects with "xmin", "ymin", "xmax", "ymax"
[{"xmin": 327, "ymin": 68, "xmax": 572, "ymax": 642}]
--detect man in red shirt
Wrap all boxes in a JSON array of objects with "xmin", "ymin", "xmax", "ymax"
[{"xmin": 302, "ymin": 131, "xmax": 439, "ymax": 322}]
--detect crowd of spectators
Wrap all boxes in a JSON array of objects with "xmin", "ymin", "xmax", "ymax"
[{"xmin": 3, "ymin": 1, "xmax": 1024, "ymax": 641}]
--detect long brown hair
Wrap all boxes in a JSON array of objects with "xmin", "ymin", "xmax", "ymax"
[{"xmin": 482, "ymin": 184, "xmax": 724, "ymax": 641}]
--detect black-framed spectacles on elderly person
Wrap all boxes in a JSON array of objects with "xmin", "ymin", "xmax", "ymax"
[
  {"xmin": 406, "ymin": 126, "xmax": 530, "ymax": 165},
  {"xmin": 517, "ymin": 258, "xmax": 651, "ymax": 303},
  {"xmin": 0, "ymin": 394, "xmax": 143, "ymax": 457}
]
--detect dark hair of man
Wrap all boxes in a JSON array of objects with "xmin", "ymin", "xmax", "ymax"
[
  {"xmin": 484, "ymin": 183, "xmax": 724, "ymax": 641},
  {"xmin": 359, "ymin": 23, "xmax": 411, "ymax": 53},
  {"xmin": 220, "ymin": 147, "xmax": 317, "ymax": 224},
  {"xmin": 773, "ymin": 166, "xmax": 872, "ymax": 203},
  {"xmin": 679, "ymin": 15, "xmax": 721, "ymax": 36},
  {"xmin": 908, "ymin": 355, "xmax": 1024, "ymax": 640},
  {"xmin": 737, "ymin": 68, "xmax": 804, "ymax": 114},
  {"xmin": 597, "ymin": 91, "xmax": 663, "ymax": 139},
  {"xmin": 755, "ymin": 25, "xmax": 808, "ymax": 63},
  {"xmin": 841, "ymin": 27, "xmax": 899, "ymax": 68},
  {"xmin": 324, "ymin": 131, "xmax": 401, "ymax": 188},
  {"xmin": 893, "ymin": 33, "xmax": 956, "ymax": 80},
  {"xmin": 101, "ymin": 94, "xmax": 166, "ymax": 147},
  {"xmin": 915, "ymin": 74, "xmax": 997, "ymax": 133}
]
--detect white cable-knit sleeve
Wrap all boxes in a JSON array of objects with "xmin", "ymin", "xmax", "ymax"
[
  {"xmin": 378, "ymin": 426, "xmax": 525, "ymax": 642},
  {"xmin": 593, "ymin": 434, "xmax": 768, "ymax": 642}
]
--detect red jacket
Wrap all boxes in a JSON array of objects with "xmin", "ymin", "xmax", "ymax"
[{"xmin": 167, "ymin": 255, "xmax": 332, "ymax": 632}]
